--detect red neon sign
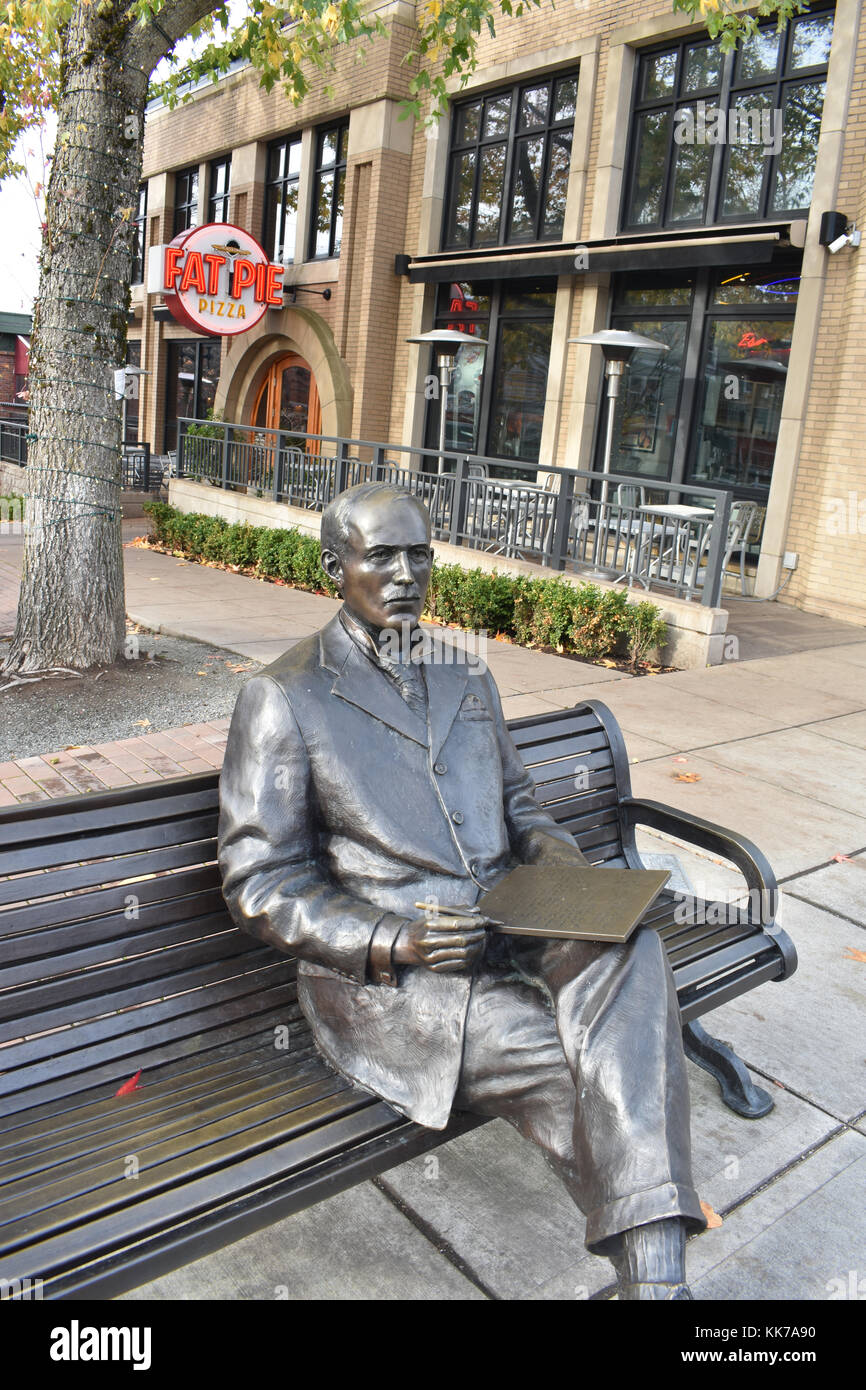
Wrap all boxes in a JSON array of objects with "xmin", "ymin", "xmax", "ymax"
[{"xmin": 162, "ymin": 223, "xmax": 284, "ymax": 337}]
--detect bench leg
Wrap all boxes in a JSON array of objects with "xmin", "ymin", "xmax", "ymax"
[{"xmin": 682, "ymin": 1019, "xmax": 774, "ymax": 1119}]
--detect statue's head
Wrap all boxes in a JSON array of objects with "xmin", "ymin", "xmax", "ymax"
[{"xmin": 320, "ymin": 483, "xmax": 433, "ymax": 633}]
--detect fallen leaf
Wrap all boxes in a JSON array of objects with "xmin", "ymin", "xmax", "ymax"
[
  {"xmin": 48, "ymin": 757, "xmax": 60, "ymax": 765},
  {"xmin": 843, "ymin": 947, "xmax": 866, "ymax": 964},
  {"xmin": 134, "ymin": 719, "xmax": 151, "ymax": 728},
  {"xmin": 196, "ymin": 670, "xmax": 208, "ymax": 676},
  {"xmin": 673, "ymin": 772, "xmax": 702, "ymax": 783},
  {"xmin": 115, "ymin": 1069, "xmax": 143, "ymax": 1096},
  {"xmin": 700, "ymin": 1200, "xmax": 722, "ymax": 1229},
  {"xmin": 673, "ymin": 756, "xmax": 688, "ymax": 764},
  {"xmin": 149, "ymin": 577, "xmax": 159, "ymax": 581}
]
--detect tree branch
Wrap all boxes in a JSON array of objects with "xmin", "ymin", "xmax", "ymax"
[{"xmin": 122, "ymin": 0, "xmax": 229, "ymax": 79}]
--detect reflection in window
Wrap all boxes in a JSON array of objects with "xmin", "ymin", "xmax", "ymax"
[
  {"xmin": 173, "ymin": 167, "xmax": 199, "ymax": 236},
  {"xmin": 264, "ymin": 137, "xmax": 302, "ymax": 264},
  {"xmin": 165, "ymin": 340, "xmax": 220, "ymax": 453},
  {"xmin": 624, "ymin": 9, "xmax": 833, "ymax": 229},
  {"xmin": 690, "ymin": 318, "xmax": 791, "ymax": 493},
  {"xmin": 424, "ymin": 280, "xmax": 555, "ymax": 466},
  {"xmin": 131, "ymin": 185, "xmax": 147, "ymax": 284},
  {"xmin": 600, "ymin": 319, "xmax": 688, "ymax": 481},
  {"xmin": 444, "ymin": 73, "xmax": 578, "ymax": 249},
  {"xmin": 311, "ymin": 123, "xmax": 348, "ymax": 258},
  {"xmin": 208, "ymin": 156, "xmax": 232, "ymax": 224}
]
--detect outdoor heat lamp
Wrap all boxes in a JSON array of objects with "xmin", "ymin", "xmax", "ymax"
[
  {"xmin": 406, "ymin": 327, "xmax": 488, "ymax": 474},
  {"xmin": 569, "ymin": 329, "xmax": 668, "ymax": 507}
]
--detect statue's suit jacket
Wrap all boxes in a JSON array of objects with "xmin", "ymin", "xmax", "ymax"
[{"xmin": 218, "ymin": 613, "xmax": 586, "ymax": 1129}]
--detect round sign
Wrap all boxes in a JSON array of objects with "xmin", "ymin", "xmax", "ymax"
[{"xmin": 162, "ymin": 223, "xmax": 284, "ymax": 337}]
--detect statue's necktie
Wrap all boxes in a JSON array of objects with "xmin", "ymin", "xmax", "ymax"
[{"xmin": 377, "ymin": 654, "xmax": 428, "ymax": 719}]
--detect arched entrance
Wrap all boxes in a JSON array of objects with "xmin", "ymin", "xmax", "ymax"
[{"xmin": 251, "ymin": 353, "xmax": 322, "ymax": 440}]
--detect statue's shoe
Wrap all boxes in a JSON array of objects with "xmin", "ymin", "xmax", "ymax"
[{"xmin": 618, "ymin": 1282, "xmax": 693, "ymax": 1300}]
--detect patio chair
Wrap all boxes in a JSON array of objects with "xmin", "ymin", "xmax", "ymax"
[{"xmin": 657, "ymin": 500, "xmax": 761, "ymax": 596}]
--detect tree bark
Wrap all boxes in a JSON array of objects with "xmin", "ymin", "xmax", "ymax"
[{"xmin": 2, "ymin": 1, "xmax": 149, "ymax": 673}]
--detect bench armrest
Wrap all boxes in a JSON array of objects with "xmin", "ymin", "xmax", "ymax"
[
  {"xmin": 620, "ymin": 797, "xmax": 797, "ymax": 979},
  {"xmin": 620, "ymin": 795, "xmax": 778, "ymax": 901}
]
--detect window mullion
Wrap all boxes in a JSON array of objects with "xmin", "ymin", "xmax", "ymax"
[
  {"xmin": 672, "ymin": 270, "xmax": 712, "ymax": 491},
  {"xmin": 478, "ymin": 288, "xmax": 501, "ymax": 454},
  {"xmin": 706, "ymin": 50, "xmax": 735, "ymax": 223},
  {"xmin": 499, "ymin": 91, "xmax": 520, "ymax": 246}
]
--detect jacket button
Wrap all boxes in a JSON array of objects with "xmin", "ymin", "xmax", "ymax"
[
  {"xmin": 451, "ymin": 811, "xmax": 464, "ymax": 825},
  {"xmin": 434, "ymin": 762, "xmax": 447, "ymax": 775}
]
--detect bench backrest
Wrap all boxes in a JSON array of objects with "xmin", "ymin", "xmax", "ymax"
[{"xmin": 0, "ymin": 702, "xmax": 625, "ymax": 1119}]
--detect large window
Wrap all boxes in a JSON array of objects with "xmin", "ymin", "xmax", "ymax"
[
  {"xmin": 131, "ymin": 185, "xmax": 147, "ymax": 284},
  {"xmin": 164, "ymin": 339, "xmax": 220, "ymax": 453},
  {"xmin": 623, "ymin": 8, "xmax": 833, "ymax": 230},
  {"xmin": 173, "ymin": 166, "xmax": 200, "ymax": 236},
  {"xmin": 310, "ymin": 123, "xmax": 348, "ymax": 258},
  {"xmin": 596, "ymin": 265, "xmax": 798, "ymax": 500},
  {"xmin": 424, "ymin": 279, "xmax": 556, "ymax": 467},
  {"xmin": 443, "ymin": 73, "xmax": 578, "ymax": 249},
  {"xmin": 264, "ymin": 136, "xmax": 302, "ymax": 264},
  {"xmin": 208, "ymin": 156, "xmax": 232, "ymax": 223}
]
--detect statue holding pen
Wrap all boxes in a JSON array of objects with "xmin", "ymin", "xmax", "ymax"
[{"xmin": 218, "ymin": 482, "xmax": 707, "ymax": 1299}]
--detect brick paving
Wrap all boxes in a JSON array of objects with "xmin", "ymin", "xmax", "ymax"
[{"xmin": 0, "ymin": 718, "xmax": 229, "ymax": 805}]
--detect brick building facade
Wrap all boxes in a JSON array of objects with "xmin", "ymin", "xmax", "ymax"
[{"xmin": 131, "ymin": 0, "xmax": 866, "ymax": 624}]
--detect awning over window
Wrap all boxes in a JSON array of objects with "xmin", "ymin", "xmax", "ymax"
[{"xmin": 407, "ymin": 223, "xmax": 802, "ymax": 284}]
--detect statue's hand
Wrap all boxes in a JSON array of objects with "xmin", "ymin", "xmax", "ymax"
[{"xmin": 393, "ymin": 909, "xmax": 491, "ymax": 973}]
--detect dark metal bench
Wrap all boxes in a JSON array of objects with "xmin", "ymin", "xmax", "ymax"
[{"xmin": 0, "ymin": 699, "xmax": 795, "ymax": 1299}]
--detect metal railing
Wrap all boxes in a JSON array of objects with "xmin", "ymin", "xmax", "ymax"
[
  {"xmin": 0, "ymin": 419, "xmax": 162, "ymax": 493},
  {"xmin": 176, "ymin": 418, "xmax": 732, "ymax": 605}
]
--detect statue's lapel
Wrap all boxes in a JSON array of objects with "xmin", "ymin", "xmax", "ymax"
[
  {"xmin": 320, "ymin": 616, "xmax": 428, "ymax": 747},
  {"xmin": 422, "ymin": 657, "xmax": 468, "ymax": 762}
]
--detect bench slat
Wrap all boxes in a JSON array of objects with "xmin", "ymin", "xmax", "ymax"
[
  {"xmin": 0, "ymin": 1084, "xmax": 378, "ymax": 1262},
  {"xmin": 0, "ymin": 810, "xmax": 218, "ymax": 878},
  {"xmin": 0, "ymin": 1035, "xmax": 313, "ymax": 1161},
  {"xmin": 0, "ymin": 838, "xmax": 218, "ymax": 908},
  {"xmin": 0, "ymin": 973, "xmax": 297, "ymax": 1106},
  {"xmin": 0, "ymin": 923, "xmax": 262, "ymax": 1033},
  {"xmin": 0, "ymin": 1000, "xmax": 301, "ymax": 1126},
  {"xmin": 0, "ymin": 1067, "xmax": 347, "ymax": 1222},
  {"xmin": 0, "ymin": 782, "xmax": 219, "ymax": 850},
  {"xmin": 0, "ymin": 869, "xmax": 223, "ymax": 942},
  {"xmin": 1, "ymin": 1100, "xmax": 402, "ymax": 1286}
]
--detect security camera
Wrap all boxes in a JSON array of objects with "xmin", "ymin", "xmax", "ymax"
[{"xmin": 828, "ymin": 232, "xmax": 849, "ymax": 253}]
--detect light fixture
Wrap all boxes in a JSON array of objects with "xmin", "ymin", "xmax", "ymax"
[
  {"xmin": 819, "ymin": 211, "xmax": 861, "ymax": 253},
  {"xmin": 569, "ymin": 328, "xmax": 669, "ymax": 577},
  {"xmin": 406, "ymin": 327, "xmax": 488, "ymax": 474},
  {"xmin": 284, "ymin": 285, "xmax": 332, "ymax": 302}
]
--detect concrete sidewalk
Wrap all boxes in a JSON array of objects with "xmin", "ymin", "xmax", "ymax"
[{"xmin": 1, "ymin": 521, "xmax": 864, "ymax": 1300}]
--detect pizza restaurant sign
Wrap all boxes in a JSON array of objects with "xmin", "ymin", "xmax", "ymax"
[{"xmin": 147, "ymin": 223, "xmax": 284, "ymax": 336}]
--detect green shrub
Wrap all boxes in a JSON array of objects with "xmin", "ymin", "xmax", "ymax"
[
  {"xmin": 623, "ymin": 600, "xmax": 668, "ymax": 670},
  {"xmin": 141, "ymin": 503, "xmax": 668, "ymax": 667},
  {"xmin": 567, "ymin": 584, "xmax": 631, "ymax": 661}
]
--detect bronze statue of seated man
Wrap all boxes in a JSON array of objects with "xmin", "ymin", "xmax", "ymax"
[{"xmin": 218, "ymin": 482, "xmax": 707, "ymax": 1299}]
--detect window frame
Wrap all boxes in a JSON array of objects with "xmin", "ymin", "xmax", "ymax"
[
  {"xmin": 163, "ymin": 338, "xmax": 221, "ymax": 454},
  {"xmin": 309, "ymin": 121, "xmax": 349, "ymax": 260},
  {"xmin": 596, "ymin": 263, "xmax": 800, "ymax": 502},
  {"xmin": 620, "ymin": 6, "xmax": 834, "ymax": 232},
  {"xmin": 208, "ymin": 155, "xmax": 232, "ymax": 224},
  {"xmin": 131, "ymin": 184, "xmax": 147, "ymax": 285},
  {"xmin": 173, "ymin": 166, "xmax": 200, "ymax": 237},
  {"xmin": 442, "ymin": 70, "xmax": 579, "ymax": 252},
  {"xmin": 424, "ymin": 278, "xmax": 557, "ymax": 470},
  {"xmin": 263, "ymin": 134, "xmax": 303, "ymax": 265}
]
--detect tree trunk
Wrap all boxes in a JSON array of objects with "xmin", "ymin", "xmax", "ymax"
[{"xmin": 2, "ymin": 1, "xmax": 149, "ymax": 673}]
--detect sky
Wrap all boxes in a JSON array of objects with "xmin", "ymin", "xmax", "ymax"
[{"xmin": 0, "ymin": 10, "xmax": 246, "ymax": 315}]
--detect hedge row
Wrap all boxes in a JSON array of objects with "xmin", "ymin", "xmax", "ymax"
[{"xmin": 143, "ymin": 501, "xmax": 667, "ymax": 667}]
